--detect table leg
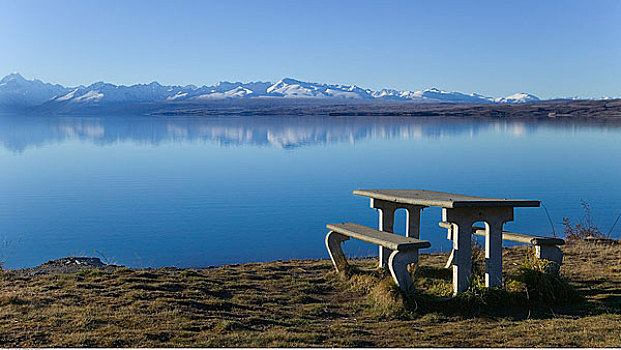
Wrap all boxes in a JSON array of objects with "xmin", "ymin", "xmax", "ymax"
[
  {"xmin": 405, "ymin": 205, "xmax": 424, "ymax": 263},
  {"xmin": 378, "ymin": 205, "xmax": 395, "ymax": 268},
  {"xmin": 445, "ymin": 206, "xmax": 514, "ymax": 293},
  {"xmin": 482, "ymin": 209, "xmax": 513, "ymax": 287},
  {"xmin": 485, "ymin": 220, "xmax": 504, "ymax": 288},
  {"xmin": 452, "ymin": 220, "xmax": 473, "ymax": 294},
  {"xmin": 443, "ymin": 208, "xmax": 474, "ymax": 294},
  {"xmin": 371, "ymin": 199, "xmax": 397, "ymax": 268}
]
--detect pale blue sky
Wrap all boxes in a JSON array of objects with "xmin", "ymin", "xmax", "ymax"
[{"xmin": 1, "ymin": 0, "xmax": 620, "ymax": 98}]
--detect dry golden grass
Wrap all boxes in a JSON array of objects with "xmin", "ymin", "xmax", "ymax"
[{"xmin": 0, "ymin": 241, "xmax": 620, "ymax": 347}]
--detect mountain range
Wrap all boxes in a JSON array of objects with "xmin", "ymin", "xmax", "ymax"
[{"xmin": 0, "ymin": 73, "xmax": 541, "ymax": 112}]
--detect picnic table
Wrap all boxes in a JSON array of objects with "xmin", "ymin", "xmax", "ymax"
[{"xmin": 352, "ymin": 189, "xmax": 541, "ymax": 294}]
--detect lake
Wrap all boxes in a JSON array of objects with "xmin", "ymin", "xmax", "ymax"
[{"xmin": 1, "ymin": 114, "xmax": 620, "ymax": 269}]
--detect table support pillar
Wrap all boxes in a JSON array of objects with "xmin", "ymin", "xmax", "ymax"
[
  {"xmin": 444, "ymin": 207, "xmax": 514, "ymax": 294},
  {"xmin": 404, "ymin": 204, "xmax": 424, "ymax": 263},
  {"xmin": 484, "ymin": 211, "xmax": 513, "ymax": 288},
  {"xmin": 443, "ymin": 208, "xmax": 474, "ymax": 295},
  {"xmin": 371, "ymin": 199, "xmax": 397, "ymax": 268},
  {"xmin": 371, "ymin": 199, "xmax": 426, "ymax": 268}
]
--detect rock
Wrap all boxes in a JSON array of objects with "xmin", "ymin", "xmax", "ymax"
[{"xmin": 15, "ymin": 256, "xmax": 121, "ymax": 276}]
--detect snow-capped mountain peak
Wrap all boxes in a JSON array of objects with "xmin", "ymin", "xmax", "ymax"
[
  {"xmin": 0, "ymin": 72, "xmax": 28, "ymax": 85},
  {"xmin": 0, "ymin": 73, "xmax": 71, "ymax": 107},
  {"xmin": 494, "ymin": 93, "xmax": 540, "ymax": 103}
]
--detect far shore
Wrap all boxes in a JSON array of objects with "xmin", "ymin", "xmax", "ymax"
[
  {"xmin": 149, "ymin": 99, "xmax": 621, "ymax": 122},
  {"xmin": 3, "ymin": 98, "xmax": 621, "ymax": 123}
]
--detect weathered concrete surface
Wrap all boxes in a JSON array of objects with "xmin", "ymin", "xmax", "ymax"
[
  {"xmin": 439, "ymin": 221, "xmax": 565, "ymax": 272},
  {"xmin": 471, "ymin": 226, "xmax": 565, "ymax": 246},
  {"xmin": 440, "ymin": 221, "xmax": 563, "ymax": 244},
  {"xmin": 370, "ymin": 199, "xmax": 424, "ymax": 268},
  {"xmin": 354, "ymin": 189, "xmax": 545, "ymax": 294},
  {"xmin": 374, "ymin": 200, "xmax": 396, "ymax": 268},
  {"xmin": 325, "ymin": 223, "xmax": 430, "ymax": 291},
  {"xmin": 388, "ymin": 250, "xmax": 418, "ymax": 292},
  {"xmin": 355, "ymin": 189, "xmax": 540, "ymax": 208},
  {"xmin": 325, "ymin": 223, "xmax": 430, "ymax": 251},
  {"xmin": 442, "ymin": 206, "xmax": 514, "ymax": 294},
  {"xmin": 325, "ymin": 230, "xmax": 350, "ymax": 273},
  {"xmin": 536, "ymin": 245, "xmax": 564, "ymax": 274}
]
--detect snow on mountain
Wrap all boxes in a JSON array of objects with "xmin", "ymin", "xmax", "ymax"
[
  {"xmin": 194, "ymin": 86, "xmax": 256, "ymax": 99},
  {"xmin": 52, "ymin": 83, "xmax": 174, "ymax": 104},
  {"xmin": 212, "ymin": 81, "xmax": 272, "ymax": 95},
  {"xmin": 0, "ymin": 73, "xmax": 70, "ymax": 107},
  {"xmin": 370, "ymin": 88, "xmax": 495, "ymax": 103},
  {"xmin": 0, "ymin": 73, "xmax": 543, "ymax": 111},
  {"xmin": 73, "ymin": 90, "xmax": 104, "ymax": 103},
  {"xmin": 408, "ymin": 88, "xmax": 494, "ymax": 103},
  {"xmin": 494, "ymin": 93, "xmax": 540, "ymax": 103},
  {"xmin": 266, "ymin": 78, "xmax": 372, "ymax": 99},
  {"xmin": 55, "ymin": 88, "xmax": 79, "ymax": 102},
  {"xmin": 371, "ymin": 89, "xmax": 419, "ymax": 100}
]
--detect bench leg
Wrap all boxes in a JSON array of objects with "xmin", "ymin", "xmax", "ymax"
[
  {"xmin": 388, "ymin": 249, "xmax": 417, "ymax": 292},
  {"xmin": 444, "ymin": 249, "xmax": 454, "ymax": 269},
  {"xmin": 535, "ymin": 245, "xmax": 563, "ymax": 274},
  {"xmin": 444, "ymin": 223, "xmax": 455, "ymax": 269},
  {"xmin": 325, "ymin": 231, "xmax": 350, "ymax": 272}
]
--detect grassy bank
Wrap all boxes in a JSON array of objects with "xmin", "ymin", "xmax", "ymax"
[{"xmin": 1, "ymin": 241, "xmax": 620, "ymax": 347}]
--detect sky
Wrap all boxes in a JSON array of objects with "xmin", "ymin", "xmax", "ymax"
[{"xmin": 1, "ymin": 0, "xmax": 620, "ymax": 99}]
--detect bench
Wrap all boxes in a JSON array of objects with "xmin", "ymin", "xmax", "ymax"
[
  {"xmin": 326, "ymin": 222, "xmax": 431, "ymax": 291},
  {"xmin": 438, "ymin": 222, "xmax": 565, "ymax": 273}
]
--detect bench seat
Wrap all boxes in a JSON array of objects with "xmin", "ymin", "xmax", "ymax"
[
  {"xmin": 438, "ymin": 222, "xmax": 565, "ymax": 246},
  {"xmin": 326, "ymin": 222, "xmax": 431, "ymax": 292},
  {"xmin": 472, "ymin": 226, "xmax": 564, "ymax": 246},
  {"xmin": 326, "ymin": 223, "xmax": 431, "ymax": 251},
  {"xmin": 438, "ymin": 221, "xmax": 565, "ymax": 272}
]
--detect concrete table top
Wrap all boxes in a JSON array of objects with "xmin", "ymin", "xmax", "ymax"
[{"xmin": 353, "ymin": 189, "xmax": 540, "ymax": 208}]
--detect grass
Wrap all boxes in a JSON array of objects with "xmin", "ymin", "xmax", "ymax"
[{"xmin": 0, "ymin": 241, "xmax": 620, "ymax": 347}]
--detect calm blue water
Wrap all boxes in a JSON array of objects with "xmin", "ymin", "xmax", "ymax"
[{"xmin": 1, "ymin": 114, "xmax": 620, "ymax": 269}]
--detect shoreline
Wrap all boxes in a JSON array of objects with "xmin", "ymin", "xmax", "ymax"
[
  {"xmin": 6, "ymin": 236, "xmax": 621, "ymax": 274},
  {"xmin": 7, "ymin": 255, "xmax": 383, "ymax": 276}
]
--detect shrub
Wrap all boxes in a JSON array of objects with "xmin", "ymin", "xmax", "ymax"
[{"xmin": 563, "ymin": 201, "xmax": 605, "ymax": 241}]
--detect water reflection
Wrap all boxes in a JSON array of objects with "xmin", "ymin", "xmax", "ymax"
[
  {"xmin": 1, "ymin": 114, "xmax": 603, "ymax": 153},
  {"xmin": 1, "ymin": 113, "xmax": 620, "ymax": 269}
]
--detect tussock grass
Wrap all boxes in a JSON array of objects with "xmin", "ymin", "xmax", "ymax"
[
  {"xmin": 511, "ymin": 252, "xmax": 582, "ymax": 306},
  {"xmin": 339, "ymin": 242, "xmax": 616, "ymax": 320}
]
